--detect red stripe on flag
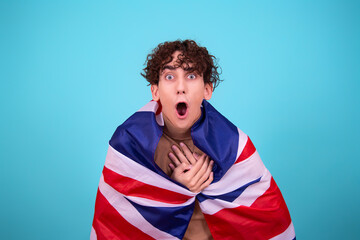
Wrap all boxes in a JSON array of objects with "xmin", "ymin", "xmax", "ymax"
[
  {"xmin": 235, "ymin": 136, "xmax": 256, "ymax": 164},
  {"xmin": 92, "ymin": 189, "xmax": 155, "ymax": 240},
  {"xmin": 155, "ymin": 100, "xmax": 162, "ymax": 115},
  {"xmin": 103, "ymin": 166, "xmax": 192, "ymax": 204},
  {"xmin": 204, "ymin": 177, "xmax": 292, "ymax": 240}
]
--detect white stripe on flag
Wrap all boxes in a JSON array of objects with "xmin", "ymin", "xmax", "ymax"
[
  {"xmin": 269, "ymin": 222, "xmax": 296, "ymax": 240},
  {"xmin": 105, "ymin": 145, "xmax": 195, "ymax": 197},
  {"xmin": 202, "ymin": 151, "xmax": 266, "ymax": 195},
  {"xmin": 137, "ymin": 101, "xmax": 164, "ymax": 126},
  {"xmin": 199, "ymin": 169, "xmax": 271, "ymax": 215},
  {"xmin": 99, "ymin": 175, "xmax": 179, "ymax": 240},
  {"xmin": 235, "ymin": 128, "xmax": 248, "ymax": 161},
  {"xmin": 137, "ymin": 101, "xmax": 158, "ymax": 113},
  {"xmin": 126, "ymin": 195, "xmax": 195, "ymax": 208},
  {"xmin": 90, "ymin": 226, "xmax": 97, "ymax": 240}
]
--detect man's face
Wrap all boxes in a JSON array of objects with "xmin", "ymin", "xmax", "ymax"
[{"xmin": 151, "ymin": 51, "xmax": 212, "ymax": 133}]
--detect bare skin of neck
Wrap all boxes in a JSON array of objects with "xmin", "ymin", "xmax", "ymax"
[{"xmin": 162, "ymin": 112, "xmax": 201, "ymax": 139}]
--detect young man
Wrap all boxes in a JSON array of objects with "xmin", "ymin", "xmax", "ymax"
[
  {"xmin": 149, "ymin": 46, "xmax": 217, "ymax": 239},
  {"xmin": 91, "ymin": 40, "xmax": 295, "ymax": 240}
]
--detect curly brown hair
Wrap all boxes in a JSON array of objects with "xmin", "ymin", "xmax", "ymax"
[{"xmin": 141, "ymin": 39, "xmax": 222, "ymax": 90}]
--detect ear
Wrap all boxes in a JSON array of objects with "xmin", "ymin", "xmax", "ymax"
[
  {"xmin": 151, "ymin": 84, "xmax": 160, "ymax": 101},
  {"xmin": 203, "ymin": 83, "xmax": 213, "ymax": 100}
]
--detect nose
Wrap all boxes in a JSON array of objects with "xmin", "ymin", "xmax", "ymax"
[{"xmin": 176, "ymin": 77, "xmax": 186, "ymax": 95}]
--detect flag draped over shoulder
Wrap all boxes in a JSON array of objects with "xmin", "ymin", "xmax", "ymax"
[{"xmin": 91, "ymin": 100, "xmax": 295, "ymax": 240}]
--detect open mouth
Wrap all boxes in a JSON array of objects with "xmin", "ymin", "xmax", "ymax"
[{"xmin": 176, "ymin": 102, "xmax": 188, "ymax": 117}]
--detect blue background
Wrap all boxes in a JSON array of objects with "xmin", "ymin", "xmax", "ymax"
[{"xmin": 1, "ymin": 0, "xmax": 359, "ymax": 239}]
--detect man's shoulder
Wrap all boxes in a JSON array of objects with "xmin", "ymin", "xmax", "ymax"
[{"xmin": 109, "ymin": 104, "xmax": 163, "ymax": 151}]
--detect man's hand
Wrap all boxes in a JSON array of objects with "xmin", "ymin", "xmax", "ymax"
[{"xmin": 168, "ymin": 142, "xmax": 214, "ymax": 193}]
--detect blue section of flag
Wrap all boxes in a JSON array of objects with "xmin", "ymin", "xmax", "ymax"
[
  {"xmin": 191, "ymin": 100, "xmax": 239, "ymax": 183},
  {"xmin": 109, "ymin": 111, "xmax": 164, "ymax": 176},
  {"xmin": 126, "ymin": 197, "xmax": 195, "ymax": 239},
  {"xmin": 197, "ymin": 177, "xmax": 262, "ymax": 203}
]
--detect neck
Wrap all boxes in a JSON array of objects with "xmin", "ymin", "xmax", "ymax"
[{"xmin": 162, "ymin": 118, "xmax": 191, "ymax": 140}]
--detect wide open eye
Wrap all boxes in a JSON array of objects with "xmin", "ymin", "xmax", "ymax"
[
  {"xmin": 165, "ymin": 74, "xmax": 174, "ymax": 80},
  {"xmin": 188, "ymin": 74, "xmax": 196, "ymax": 80}
]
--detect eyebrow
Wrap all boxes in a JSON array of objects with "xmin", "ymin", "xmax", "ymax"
[
  {"xmin": 162, "ymin": 65, "xmax": 176, "ymax": 71},
  {"xmin": 161, "ymin": 65, "xmax": 194, "ymax": 72}
]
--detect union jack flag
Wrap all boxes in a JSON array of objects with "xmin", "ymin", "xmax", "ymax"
[{"xmin": 91, "ymin": 100, "xmax": 295, "ymax": 239}]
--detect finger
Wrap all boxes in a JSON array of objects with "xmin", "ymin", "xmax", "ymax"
[
  {"xmin": 169, "ymin": 163, "xmax": 175, "ymax": 170},
  {"xmin": 192, "ymin": 152, "xmax": 201, "ymax": 161},
  {"xmin": 180, "ymin": 142, "xmax": 196, "ymax": 165},
  {"xmin": 197, "ymin": 159, "xmax": 214, "ymax": 185},
  {"xmin": 173, "ymin": 162, "xmax": 190, "ymax": 175},
  {"xmin": 193, "ymin": 156, "xmax": 210, "ymax": 182},
  {"xmin": 198, "ymin": 171, "xmax": 214, "ymax": 191},
  {"xmin": 172, "ymin": 145, "xmax": 191, "ymax": 165},
  {"xmin": 186, "ymin": 154, "xmax": 205, "ymax": 178},
  {"xmin": 168, "ymin": 152, "xmax": 181, "ymax": 166},
  {"xmin": 192, "ymin": 157, "xmax": 212, "ymax": 188}
]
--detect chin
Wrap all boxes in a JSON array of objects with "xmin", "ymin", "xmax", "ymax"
[{"xmin": 173, "ymin": 121, "xmax": 192, "ymax": 131}]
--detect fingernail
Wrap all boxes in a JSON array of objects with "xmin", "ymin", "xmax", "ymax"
[
  {"xmin": 180, "ymin": 142, "xmax": 185, "ymax": 147},
  {"xmin": 172, "ymin": 145, "xmax": 176, "ymax": 150}
]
